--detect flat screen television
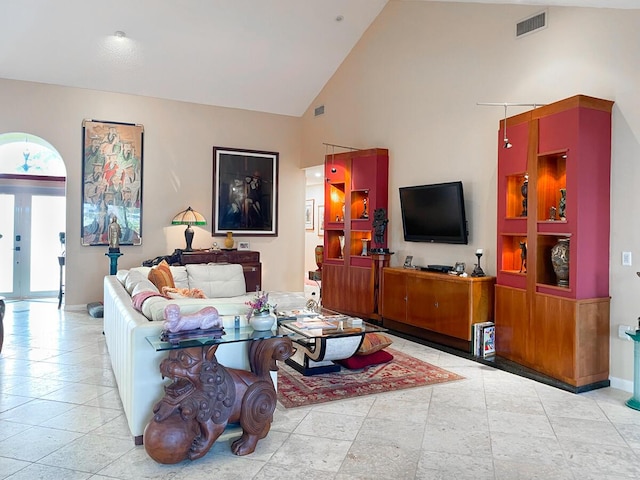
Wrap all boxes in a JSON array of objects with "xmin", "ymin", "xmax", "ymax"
[{"xmin": 399, "ymin": 181, "xmax": 468, "ymax": 244}]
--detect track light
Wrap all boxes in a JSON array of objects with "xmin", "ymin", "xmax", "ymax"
[
  {"xmin": 503, "ymin": 105, "xmax": 512, "ymax": 149},
  {"xmin": 477, "ymin": 102, "xmax": 547, "ymax": 149}
]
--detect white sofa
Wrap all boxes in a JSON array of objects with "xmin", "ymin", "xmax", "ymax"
[{"xmin": 103, "ymin": 263, "xmax": 307, "ymax": 444}]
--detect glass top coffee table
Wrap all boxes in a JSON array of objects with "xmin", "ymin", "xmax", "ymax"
[{"xmin": 277, "ymin": 309, "xmax": 386, "ymax": 376}]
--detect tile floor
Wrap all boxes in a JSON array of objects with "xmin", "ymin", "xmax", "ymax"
[{"xmin": 1, "ymin": 299, "xmax": 639, "ymax": 479}]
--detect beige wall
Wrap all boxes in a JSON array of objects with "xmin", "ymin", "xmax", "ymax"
[
  {"xmin": 300, "ymin": 2, "xmax": 640, "ymax": 387},
  {"xmin": 0, "ymin": 78, "xmax": 305, "ymax": 305}
]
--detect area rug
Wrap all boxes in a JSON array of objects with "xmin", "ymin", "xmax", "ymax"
[{"xmin": 277, "ymin": 348, "xmax": 464, "ymax": 408}]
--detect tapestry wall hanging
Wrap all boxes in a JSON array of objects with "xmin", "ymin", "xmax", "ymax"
[
  {"xmin": 212, "ymin": 146, "xmax": 278, "ymax": 236},
  {"xmin": 81, "ymin": 119, "xmax": 144, "ymax": 246}
]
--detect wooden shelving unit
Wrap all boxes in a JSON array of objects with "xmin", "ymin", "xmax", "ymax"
[
  {"xmin": 321, "ymin": 148, "xmax": 389, "ymax": 320},
  {"xmin": 495, "ymin": 95, "xmax": 613, "ymax": 390}
]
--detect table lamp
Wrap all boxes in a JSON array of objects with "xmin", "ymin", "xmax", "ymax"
[{"xmin": 172, "ymin": 206, "xmax": 206, "ymax": 251}]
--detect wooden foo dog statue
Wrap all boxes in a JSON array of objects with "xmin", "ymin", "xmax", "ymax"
[{"xmin": 144, "ymin": 337, "xmax": 293, "ymax": 464}]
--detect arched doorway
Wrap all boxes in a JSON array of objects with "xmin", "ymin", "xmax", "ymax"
[{"xmin": 0, "ymin": 132, "xmax": 66, "ymax": 300}]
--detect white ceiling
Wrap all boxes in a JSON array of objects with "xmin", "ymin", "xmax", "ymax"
[{"xmin": 1, "ymin": 0, "xmax": 637, "ymax": 118}]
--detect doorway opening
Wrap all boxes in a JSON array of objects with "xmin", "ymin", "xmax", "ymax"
[{"xmin": 0, "ymin": 132, "xmax": 66, "ymax": 300}]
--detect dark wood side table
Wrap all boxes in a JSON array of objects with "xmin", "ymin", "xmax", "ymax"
[{"xmin": 178, "ymin": 249, "xmax": 261, "ymax": 292}]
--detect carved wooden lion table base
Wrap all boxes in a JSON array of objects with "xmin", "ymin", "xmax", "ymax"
[{"xmin": 144, "ymin": 336, "xmax": 293, "ymax": 464}]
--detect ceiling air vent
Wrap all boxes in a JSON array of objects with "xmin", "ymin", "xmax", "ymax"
[
  {"xmin": 516, "ymin": 11, "xmax": 547, "ymax": 38},
  {"xmin": 314, "ymin": 105, "xmax": 325, "ymax": 117}
]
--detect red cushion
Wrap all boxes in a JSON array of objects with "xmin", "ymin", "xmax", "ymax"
[{"xmin": 337, "ymin": 349, "xmax": 394, "ymax": 370}]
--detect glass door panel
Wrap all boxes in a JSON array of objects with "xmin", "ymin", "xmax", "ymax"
[
  {"xmin": 0, "ymin": 193, "xmax": 15, "ymax": 293},
  {"xmin": 30, "ymin": 195, "xmax": 65, "ymax": 292}
]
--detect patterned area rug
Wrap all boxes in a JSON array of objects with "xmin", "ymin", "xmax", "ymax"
[{"xmin": 277, "ymin": 348, "xmax": 464, "ymax": 408}]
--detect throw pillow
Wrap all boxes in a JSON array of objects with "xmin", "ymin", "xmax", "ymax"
[
  {"xmin": 356, "ymin": 332, "xmax": 393, "ymax": 356},
  {"xmin": 338, "ymin": 349, "xmax": 394, "ymax": 370},
  {"xmin": 148, "ymin": 260, "xmax": 175, "ymax": 291},
  {"xmin": 162, "ymin": 286, "xmax": 207, "ymax": 299}
]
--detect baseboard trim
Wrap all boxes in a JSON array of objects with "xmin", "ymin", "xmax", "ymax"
[{"xmin": 609, "ymin": 376, "xmax": 633, "ymax": 393}]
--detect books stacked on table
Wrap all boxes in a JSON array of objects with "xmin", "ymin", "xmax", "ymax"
[
  {"xmin": 472, "ymin": 322, "xmax": 495, "ymax": 358},
  {"xmin": 276, "ymin": 309, "xmax": 318, "ymax": 320}
]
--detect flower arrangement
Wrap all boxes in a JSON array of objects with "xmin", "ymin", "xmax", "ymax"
[{"xmin": 246, "ymin": 291, "xmax": 274, "ymax": 318}]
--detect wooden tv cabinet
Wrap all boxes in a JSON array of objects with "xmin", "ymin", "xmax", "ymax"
[
  {"xmin": 381, "ymin": 267, "xmax": 495, "ymax": 351},
  {"xmin": 178, "ymin": 250, "xmax": 261, "ymax": 292}
]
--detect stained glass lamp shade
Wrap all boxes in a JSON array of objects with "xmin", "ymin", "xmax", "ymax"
[{"xmin": 171, "ymin": 206, "xmax": 206, "ymax": 251}]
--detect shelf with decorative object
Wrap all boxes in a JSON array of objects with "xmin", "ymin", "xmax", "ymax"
[
  {"xmin": 498, "ymin": 234, "xmax": 528, "ymax": 278},
  {"xmin": 536, "ymin": 151, "xmax": 567, "ymax": 223},
  {"xmin": 495, "ymin": 94, "xmax": 613, "ymax": 390}
]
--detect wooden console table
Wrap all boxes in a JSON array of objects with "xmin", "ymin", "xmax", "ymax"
[
  {"xmin": 381, "ymin": 267, "xmax": 495, "ymax": 352},
  {"xmin": 144, "ymin": 327, "xmax": 293, "ymax": 464},
  {"xmin": 178, "ymin": 250, "xmax": 261, "ymax": 292}
]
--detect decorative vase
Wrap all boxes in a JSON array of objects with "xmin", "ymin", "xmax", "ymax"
[
  {"xmin": 249, "ymin": 310, "xmax": 275, "ymax": 331},
  {"xmin": 338, "ymin": 235, "xmax": 345, "ymax": 258},
  {"xmin": 224, "ymin": 231, "xmax": 234, "ymax": 249},
  {"xmin": 314, "ymin": 245, "xmax": 324, "ymax": 271},
  {"xmin": 551, "ymin": 238, "xmax": 570, "ymax": 287},
  {"xmin": 361, "ymin": 239, "xmax": 369, "ymax": 256}
]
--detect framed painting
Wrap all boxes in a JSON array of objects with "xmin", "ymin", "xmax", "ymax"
[
  {"xmin": 212, "ymin": 146, "xmax": 278, "ymax": 236},
  {"xmin": 318, "ymin": 205, "xmax": 324, "ymax": 235},
  {"xmin": 81, "ymin": 119, "xmax": 144, "ymax": 246},
  {"xmin": 305, "ymin": 199, "xmax": 314, "ymax": 230}
]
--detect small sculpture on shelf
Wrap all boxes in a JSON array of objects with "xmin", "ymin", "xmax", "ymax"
[
  {"xmin": 549, "ymin": 206, "xmax": 557, "ymax": 221},
  {"xmin": 360, "ymin": 197, "xmax": 369, "ymax": 219},
  {"xmin": 521, "ymin": 176, "xmax": 528, "ymax": 217},
  {"xmin": 558, "ymin": 188, "xmax": 566, "ymax": 220},
  {"xmin": 519, "ymin": 241, "xmax": 527, "ymax": 273}
]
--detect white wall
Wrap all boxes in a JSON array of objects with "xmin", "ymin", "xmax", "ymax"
[
  {"xmin": 304, "ymin": 179, "xmax": 325, "ymax": 274},
  {"xmin": 0, "ymin": 78, "xmax": 305, "ymax": 305},
  {"xmin": 300, "ymin": 3, "xmax": 640, "ymax": 385}
]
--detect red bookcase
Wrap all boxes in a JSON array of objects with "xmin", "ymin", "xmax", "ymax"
[
  {"xmin": 322, "ymin": 148, "xmax": 389, "ymax": 320},
  {"xmin": 495, "ymin": 95, "xmax": 613, "ymax": 390}
]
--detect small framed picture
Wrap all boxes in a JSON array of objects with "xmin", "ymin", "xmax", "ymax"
[
  {"xmin": 238, "ymin": 241, "xmax": 250, "ymax": 251},
  {"xmin": 403, "ymin": 255, "xmax": 413, "ymax": 268},
  {"xmin": 305, "ymin": 199, "xmax": 314, "ymax": 230},
  {"xmin": 317, "ymin": 205, "xmax": 324, "ymax": 236}
]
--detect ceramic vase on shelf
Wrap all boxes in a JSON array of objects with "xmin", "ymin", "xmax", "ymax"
[
  {"xmin": 224, "ymin": 231, "xmax": 234, "ymax": 249},
  {"xmin": 314, "ymin": 245, "xmax": 324, "ymax": 271},
  {"xmin": 248, "ymin": 310, "xmax": 275, "ymax": 331},
  {"xmin": 551, "ymin": 238, "xmax": 570, "ymax": 287},
  {"xmin": 361, "ymin": 239, "xmax": 369, "ymax": 256},
  {"xmin": 338, "ymin": 235, "xmax": 345, "ymax": 258}
]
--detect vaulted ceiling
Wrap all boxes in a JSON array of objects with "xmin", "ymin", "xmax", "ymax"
[{"xmin": 1, "ymin": 0, "xmax": 636, "ymax": 117}]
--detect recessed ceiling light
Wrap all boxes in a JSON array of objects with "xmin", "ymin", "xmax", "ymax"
[
  {"xmin": 335, "ymin": 15, "xmax": 344, "ymax": 22},
  {"xmin": 114, "ymin": 31, "xmax": 126, "ymax": 38}
]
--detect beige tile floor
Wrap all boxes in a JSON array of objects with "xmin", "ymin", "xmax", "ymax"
[{"xmin": 1, "ymin": 299, "xmax": 640, "ymax": 479}]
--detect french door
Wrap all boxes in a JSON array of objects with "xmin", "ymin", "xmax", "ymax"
[{"xmin": 0, "ymin": 181, "xmax": 65, "ymax": 299}]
